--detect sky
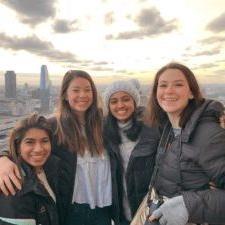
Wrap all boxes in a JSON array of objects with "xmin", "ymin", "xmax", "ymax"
[{"xmin": 0, "ymin": 0, "xmax": 225, "ymax": 85}]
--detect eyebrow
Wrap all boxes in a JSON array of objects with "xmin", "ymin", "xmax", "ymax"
[{"xmin": 159, "ymin": 79, "xmax": 185, "ymax": 83}]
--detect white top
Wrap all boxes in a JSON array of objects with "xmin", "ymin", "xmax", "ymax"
[
  {"xmin": 72, "ymin": 150, "xmax": 112, "ymax": 209},
  {"xmin": 37, "ymin": 170, "xmax": 56, "ymax": 202},
  {"xmin": 118, "ymin": 120, "xmax": 139, "ymax": 221}
]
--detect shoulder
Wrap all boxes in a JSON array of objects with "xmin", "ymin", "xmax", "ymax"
[{"xmin": 141, "ymin": 124, "xmax": 160, "ymax": 140}]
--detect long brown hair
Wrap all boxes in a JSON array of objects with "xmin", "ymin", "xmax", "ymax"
[
  {"xmin": 8, "ymin": 113, "xmax": 52, "ymax": 174},
  {"xmin": 56, "ymin": 70, "xmax": 104, "ymax": 156},
  {"xmin": 144, "ymin": 62, "xmax": 204, "ymax": 128}
]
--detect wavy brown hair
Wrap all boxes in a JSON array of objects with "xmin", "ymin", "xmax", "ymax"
[
  {"xmin": 56, "ymin": 70, "xmax": 104, "ymax": 156},
  {"xmin": 144, "ymin": 62, "xmax": 204, "ymax": 128},
  {"xmin": 8, "ymin": 113, "xmax": 52, "ymax": 174}
]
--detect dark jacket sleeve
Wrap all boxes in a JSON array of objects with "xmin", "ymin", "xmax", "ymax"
[
  {"xmin": 0, "ymin": 194, "xmax": 37, "ymax": 221},
  {"xmin": 183, "ymin": 127, "xmax": 225, "ymax": 224}
]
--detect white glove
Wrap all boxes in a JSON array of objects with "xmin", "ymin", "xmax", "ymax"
[{"xmin": 151, "ymin": 196, "xmax": 189, "ymax": 225}]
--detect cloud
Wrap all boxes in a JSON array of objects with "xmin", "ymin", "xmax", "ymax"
[
  {"xmin": 199, "ymin": 35, "xmax": 225, "ymax": 44},
  {"xmin": 2, "ymin": 0, "xmax": 56, "ymax": 26},
  {"xmin": 104, "ymin": 12, "xmax": 114, "ymax": 25},
  {"xmin": 206, "ymin": 12, "xmax": 225, "ymax": 33},
  {"xmin": 106, "ymin": 7, "xmax": 177, "ymax": 39},
  {"xmin": 53, "ymin": 19, "xmax": 78, "ymax": 33},
  {"xmin": 184, "ymin": 47, "xmax": 220, "ymax": 57},
  {"xmin": 0, "ymin": 32, "xmax": 80, "ymax": 63}
]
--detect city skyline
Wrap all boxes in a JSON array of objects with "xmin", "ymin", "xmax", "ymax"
[{"xmin": 0, "ymin": 0, "xmax": 225, "ymax": 85}]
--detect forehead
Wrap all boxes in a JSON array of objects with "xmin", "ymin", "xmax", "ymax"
[
  {"xmin": 68, "ymin": 77, "xmax": 91, "ymax": 88},
  {"xmin": 110, "ymin": 91, "xmax": 132, "ymax": 99},
  {"xmin": 23, "ymin": 128, "xmax": 49, "ymax": 139},
  {"xmin": 158, "ymin": 69, "xmax": 187, "ymax": 82}
]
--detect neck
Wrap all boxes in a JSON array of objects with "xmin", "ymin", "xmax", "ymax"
[
  {"xmin": 168, "ymin": 114, "xmax": 180, "ymax": 128},
  {"xmin": 35, "ymin": 167, "xmax": 44, "ymax": 174},
  {"xmin": 74, "ymin": 111, "xmax": 86, "ymax": 125}
]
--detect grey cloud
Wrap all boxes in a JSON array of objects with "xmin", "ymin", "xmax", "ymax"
[
  {"xmin": 207, "ymin": 12, "xmax": 225, "ymax": 32},
  {"xmin": 106, "ymin": 7, "xmax": 177, "ymax": 40},
  {"xmin": 105, "ymin": 12, "xmax": 114, "ymax": 25},
  {"xmin": 193, "ymin": 63, "xmax": 218, "ymax": 70},
  {"xmin": 2, "ymin": 0, "xmax": 56, "ymax": 26},
  {"xmin": 90, "ymin": 66, "xmax": 113, "ymax": 71},
  {"xmin": 199, "ymin": 35, "xmax": 225, "ymax": 44},
  {"xmin": 184, "ymin": 47, "xmax": 220, "ymax": 57},
  {"xmin": 53, "ymin": 19, "xmax": 78, "ymax": 33},
  {"xmin": 0, "ymin": 32, "xmax": 80, "ymax": 63},
  {"xmin": 94, "ymin": 61, "xmax": 109, "ymax": 65}
]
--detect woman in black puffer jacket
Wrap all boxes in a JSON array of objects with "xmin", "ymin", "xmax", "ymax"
[{"xmin": 145, "ymin": 62, "xmax": 225, "ymax": 225}]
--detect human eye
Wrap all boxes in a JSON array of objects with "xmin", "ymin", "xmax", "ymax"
[
  {"xmin": 123, "ymin": 96, "xmax": 131, "ymax": 102},
  {"xmin": 85, "ymin": 88, "xmax": 92, "ymax": 93},
  {"xmin": 175, "ymin": 82, "xmax": 184, "ymax": 87},
  {"xmin": 42, "ymin": 138, "xmax": 50, "ymax": 144},
  {"xmin": 72, "ymin": 89, "xmax": 79, "ymax": 93},
  {"xmin": 24, "ymin": 139, "xmax": 34, "ymax": 145},
  {"xmin": 109, "ymin": 99, "xmax": 117, "ymax": 104},
  {"xmin": 158, "ymin": 83, "xmax": 167, "ymax": 88}
]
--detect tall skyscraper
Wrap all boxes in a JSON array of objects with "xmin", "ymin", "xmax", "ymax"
[
  {"xmin": 40, "ymin": 65, "xmax": 49, "ymax": 90},
  {"xmin": 40, "ymin": 65, "xmax": 50, "ymax": 112},
  {"xmin": 5, "ymin": 71, "xmax": 16, "ymax": 98}
]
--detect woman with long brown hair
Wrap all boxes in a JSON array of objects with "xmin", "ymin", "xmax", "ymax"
[{"xmin": 144, "ymin": 62, "xmax": 225, "ymax": 225}]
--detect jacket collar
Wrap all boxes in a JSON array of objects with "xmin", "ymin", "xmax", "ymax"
[
  {"xmin": 181, "ymin": 99, "xmax": 224, "ymax": 142},
  {"xmin": 17, "ymin": 161, "xmax": 51, "ymax": 199}
]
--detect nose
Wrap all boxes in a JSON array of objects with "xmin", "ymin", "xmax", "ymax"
[
  {"xmin": 117, "ymin": 100, "xmax": 125, "ymax": 108},
  {"xmin": 33, "ymin": 142, "xmax": 44, "ymax": 152},
  {"xmin": 79, "ymin": 90, "xmax": 87, "ymax": 98},
  {"xmin": 164, "ymin": 85, "xmax": 174, "ymax": 94}
]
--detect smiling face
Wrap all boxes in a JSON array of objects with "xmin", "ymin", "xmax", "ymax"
[
  {"xmin": 156, "ymin": 68, "xmax": 193, "ymax": 123},
  {"xmin": 19, "ymin": 128, "xmax": 51, "ymax": 170},
  {"xmin": 66, "ymin": 77, "xmax": 93, "ymax": 118},
  {"xmin": 109, "ymin": 91, "xmax": 135, "ymax": 123}
]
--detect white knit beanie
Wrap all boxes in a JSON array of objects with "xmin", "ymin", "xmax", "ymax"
[{"xmin": 103, "ymin": 80, "xmax": 140, "ymax": 107}]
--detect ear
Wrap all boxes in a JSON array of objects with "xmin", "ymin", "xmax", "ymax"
[{"xmin": 189, "ymin": 92, "xmax": 194, "ymax": 99}]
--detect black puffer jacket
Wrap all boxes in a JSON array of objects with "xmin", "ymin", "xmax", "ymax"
[
  {"xmin": 0, "ymin": 156, "xmax": 61, "ymax": 225},
  {"xmin": 105, "ymin": 123, "xmax": 159, "ymax": 222},
  {"xmin": 154, "ymin": 99, "xmax": 225, "ymax": 224}
]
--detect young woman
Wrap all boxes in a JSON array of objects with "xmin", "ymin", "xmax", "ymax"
[
  {"xmin": 103, "ymin": 80, "xmax": 159, "ymax": 225},
  {"xmin": 0, "ymin": 70, "xmax": 113, "ymax": 225},
  {"xmin": 0, "ymin": 113, "xmax": 61, "ymax": 225},
  {"xmin": 144, "ymin": 62, "xmax": 225, "ymax": 225}
]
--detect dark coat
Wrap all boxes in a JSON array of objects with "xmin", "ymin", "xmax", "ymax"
[
  {"xmin": 154, "ymin": 99, "xmax": 225, "ymax": 224},
  {"xmin": 0, "ymin": 156, "xmax": 60, "ymax": 225},
  {"xmin": 105, "ymin": 123, "xmax": 159, "ymax": 222},
  {"xmin": 48, "ymin": 117, "xmax": 115, "ymax": 224}
]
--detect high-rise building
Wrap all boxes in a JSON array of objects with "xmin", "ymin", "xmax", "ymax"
[
  {"xmin": 5, "ymin": 71, "xmax": 16, "ymax": 98},
  {"xmin": 40, "ymin": 65, "xmax": 50, "ymax": 112},
  {"xmin": 40, "ymin": 65, "xmax": 49, "ymax": 90}
]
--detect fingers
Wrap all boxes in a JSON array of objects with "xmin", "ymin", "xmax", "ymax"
[
  {"xmin": 148, "ymin": 208, "xmax": 162, "ymax": 222},
  {"xmin": 1, "ymin": 175, "xmax": 16, "ymax": 195},
  {"xmin": 0, "ymin": 177, "xmax": 9, "ymax": 196},
  {"xmin": 151, "ymin": 208, "xmax": 162, "ymax": 219},
  {"xmin": 9, "ymin": 170, "xmax": 22, "ymax": 190}
]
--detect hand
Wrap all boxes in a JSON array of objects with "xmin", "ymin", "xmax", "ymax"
[
  {"xmin": 149, "ymin": 196, "xmax": 188, "ymax": 225},
  {"xmin": 219, "ymin": 114, "xmax": 225, "ymax": 128},
  {"xmin": 0, "ymin": 156, "xmax": 22, "ymax": 195}
]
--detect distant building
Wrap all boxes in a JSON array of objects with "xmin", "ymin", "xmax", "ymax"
[
  {"xmin": 40, "ymin": 65, "xmax": 50, "ymax": 112},
  {"xmin": 40, "ymin": 65, "xmax": 49, "ymax": 90},
  {"xmin": 5, "ymin": 71, "xmax": 16, "ymax": 98}
]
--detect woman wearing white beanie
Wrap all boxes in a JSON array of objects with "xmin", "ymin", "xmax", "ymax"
[{"xmin": 103, "ymin": 80, "xmax": 160, "ymax": 225}]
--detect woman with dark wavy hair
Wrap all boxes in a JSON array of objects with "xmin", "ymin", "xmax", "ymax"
[
  {"xmin": 0, "ymin": 113, "xmax": 61, "ymax": 225},
  {"xmin": 144, "ymin": 62, "xmax": 225, "ymax": 225}
]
